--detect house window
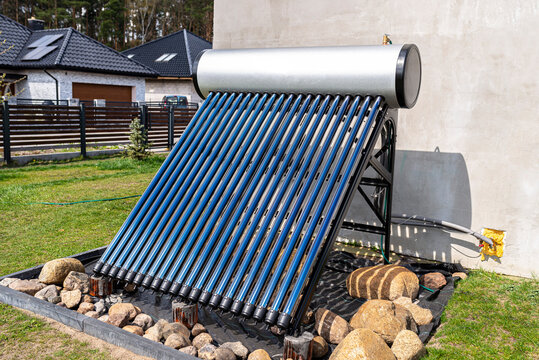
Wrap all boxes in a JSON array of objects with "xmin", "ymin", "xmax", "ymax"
[
  {"xmin": 155, "ymin": 53, "xmax": 177, "ymax": 62},
  {"xmin": 127, "ymin": 54, "xmax": 135, "ymax": 59}
]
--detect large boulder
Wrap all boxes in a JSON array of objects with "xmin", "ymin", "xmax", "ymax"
[
  {"xmin": 349, "ymin": 300, "xmax": 408, "ymax": 345},
  {"xmin": 107, "ymin": 313, "xmax": 129, "ymax": 327},
  {"xmin": 391, "ymin": 330, "xmax": 425, "ymax": 360},
  {"xmin": 38, "ymin": 258, "xmax": 85, "ymax": 285},
  {"xmin": 9, "ymin": 279, "xmax": 46, "ymax": 296},
  {"xmin": 329, "ymin": 328, "xmax": 395, "ymax": 360},
  {"xmin": 192, "ymin": 323, "xmax": 207, "ymax": 337},
  {"xmin": 77, "ymin": 302, "xmax": 95, "ymax": 314},
  {"xmin": 179, "ymin": 346, "xmax": 198, "ymax": 357},
  {"xmin": 0, "ymin": 278, "xmax": 18, "ymax": 287},
  {"xmin": 312, "ymin": 336, "xmax": 329, "ymax": 358},
  {"xmin": 419, "ymin": 272, "xmax": 447, "ymax": 290},
  {"xmin": 132, "ymin": 313, "xmax": 154, "ymax": 331},
  {"xmin": 247, "ymin": 349, "xmax": 271, "ymax": 360},
  {"xmin": 193, "ymin": 332, "xmax": 213, "ymax": 349},
  {"xmin": 164, "ymin": 333, "xmax": 190, "ymax": 349},
  {"xmin": 220, "ymin": 341, "xmax": 249, "ymax": 360},
  {"xmin": 63, "ymin": 271, "xmax": 90, "ymax": 293},
  {"xmin": 123, "ymin": 325, "xmax": 144, "ymax": 336},
  {"xmin": 393, "ymin": 297, "xmax": 433, "ymax": 326},
  {"xmin": 162, "ymin": 321, "xmax": 190, "ymax": 340},
  {"xmin": 198, "ymin": 344, "xmax": 217, "ymax": 360},
  {"xmin": 347, "ymin": 264, "xmax": 419, "ymax": 300},
  {"xmin": 314, "ymin": 308, "xmax": 350, "ymax": 344}
]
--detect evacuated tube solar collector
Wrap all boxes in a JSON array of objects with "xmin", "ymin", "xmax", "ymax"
[{"xmin": 94, "ymin": 44, "xmax": 421, "ymax": 331}]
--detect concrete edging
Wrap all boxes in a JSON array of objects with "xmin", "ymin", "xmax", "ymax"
[{"xmin": 0, "ymin": 247, "xmax": 196, "ymax": 360}]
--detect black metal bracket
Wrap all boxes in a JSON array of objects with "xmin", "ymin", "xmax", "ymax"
[{"xmin": 290, "ymin": 106, "xmax": 397, "ymax": 334}]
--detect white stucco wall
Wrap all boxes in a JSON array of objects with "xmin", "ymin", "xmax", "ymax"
[
  {"xmin": 15, "ymin": 69, "xmax": 146, "ymax": 102},
  {"xmin": 213, "ymin": 0, "xmax": 539, "ymax": 277},
  {"xmin": 145, "ymin": 79, "xmax": 202, "ymax": 103}
]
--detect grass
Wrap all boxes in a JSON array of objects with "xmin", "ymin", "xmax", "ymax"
[
  {"xmin": 0, "ymin": 155, "xmax": 165, "ymax": 359},
  {"xmin": 425, "ymin": 270, "xmax": 539, "ymax": 359},
  {"xmin": 0, "ymin": 155, "xmax": 538, "ymax": 359}
]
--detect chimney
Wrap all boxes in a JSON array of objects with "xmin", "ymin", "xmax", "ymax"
[{"xmin": 28, "ymin": 18, "xmax": 45, "ymax": 31}]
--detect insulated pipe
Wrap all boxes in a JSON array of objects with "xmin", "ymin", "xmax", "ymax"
[
  {"xmin": 105, "ymin": 93, "xmax": 234, "ymax": 278},
  {"xmin": 277, "ymin": 97, "xmax": 383, "ymax": 328},
  {"xmin": 193, "ymin": 45, "xmax": 421, "ymax": 109},
  {"xmin": 117, "ymin": 94, "xmax": 246, "ymax": 282},
  {"xmin": 391, "ymin": 214, "xmax": 493, "ymax": 246},
  {"xmin": 93, "ymin": 92, "xmax": 218, "ymax": 275},
  {"xmin": 250, "ymin": 96, "xmax": 364, "ymax": 322}
]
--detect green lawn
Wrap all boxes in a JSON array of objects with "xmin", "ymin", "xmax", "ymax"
[{"xmin": 0, "ymin": 156, "xmax": 537, "ymax": 359}]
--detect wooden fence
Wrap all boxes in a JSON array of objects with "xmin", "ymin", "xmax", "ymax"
[{"xmin": 0, "ymin": 102, "xmax": 197, "ymax": 163}]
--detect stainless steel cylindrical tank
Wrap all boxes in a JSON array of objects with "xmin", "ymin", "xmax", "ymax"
[{"xmin": 193, "ymin": 44, "xmax": 421, "ymax": 108}]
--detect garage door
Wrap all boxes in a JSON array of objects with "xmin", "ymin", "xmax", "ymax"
[{"xmin": 72, "ymin": 83, "xmax": 133, "ymax": 103}]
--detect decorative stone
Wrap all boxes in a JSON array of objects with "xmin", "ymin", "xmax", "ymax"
[
  {"xmin": 82, "ymin": 294, "xmax": 93, "ymax": 303},
  {"xmin": 143, "ymin": 332, "xmax": 161, "ymax": 342},
  {"xmin": 98, "ymin": 315, "xmax": 109, "ymax": 322},
  {"xmin": 452, "ymin": 272, "xmax": 467, "ymax": 280},
  {"xmin": 145, "ymin": 320, "xmax": 167, "ymax": 341},
  {"xmin": 393, "ymin": 297, "xmax": 433, "ymax": 326},
  {"xmin": 420, "ymin": 272, "xmax": 447, "ymax": 290},
  {"xmin": 347, "ymin": 264, "xmax": 419, "ymax": 300},
  {"xmin": 48, "ymin": 295, "xmax": 62, "ymax": 304},
  {"xmin": 314, "ymin": 308, "xmax": 350, "ymax": 344},
  {"xmin": 284, "ymin": 332, "xmax": 313, "ymax": 360},
  {"xmin": 123, "ymin": 325, "xmax": 144, "ymax": 336},
  {"xmin": 77, "ymin": 302, "xmax": 95, "ymax": 314},
  {"xmin": 61, "ymin": 289, "xmax": 82, "ymax": 309},
  {"xmin": 94, "ymin": 299, "xmax": 106, "ymax": 315},
  {"xmin": 34, "ymin": 284, "xmax": 59, "ymax": 301},
  {"xmin": 247, "ymin": 349, "xmax": 271, "ymax": 360},
  {"xmin": 107, "ymin": 313, "xmax": 130, "ymax": 327},
  {"xmin": 191, "ymin": 323, "xmax": 207, "ymax": 337},
  {"xmin": 0, "ymin": 278, "xmax": 18, "ymax": 287},
  {"xmin": 63, "ymin": 271, "xmax": 90, "ymax": 293},
  {"xmin": 302, "ymin": 308, "xmax": 315, "ymax": 325},
  {"xmin": 391, "ymin": 330, "xmax": 425, "ymax": 360},
  {"xmin": 179, "ymin": 346, "xmax": 198, "ymax": 357},
  {"xmin": 394, "ymin": 304, "xmax": 418, "ymax": 333},
  {"xmin": 8, "ymin": 279, "xmax": 46, "ymax": 296},
  {"xmin": 132, "ymin": 313, "xmax": 154, "ymax": 331},
  {"xmin": 198, "ymin": 344, "xmax": 217, "ymax": 360},
  {"xmin": 329, "ymin": 328, "xmax": 395, "ymax": 360},
  {"xmin": 109, "ymin": 303, "xmax": 139, "ymax": 321},
  {"xmin": 164, "ymin": 333, "xmax": 190, "ymax": 349},
  {"xmin": 220, "ymin": 341, "xmax": 249, "ymax": 360},
  {"xmin": 349, "ymin": 299, "xmax": 407, "ymax": 345},
  {"xmin": 124, "ymin": 283, "xmax": 137, "ymax": 293},
  {"xmin": 193, "ymin": 332, "xmax": 213, "ymax": 349},
  {"xmin": 85, "ymin": 311, "xmax": 100, "ymax": 319},
  {"xmin": 38, "ymin": 258, "xmax": 85, "ymax": 285},
  {"xmin": 312, "ymin": 336, "xmax": 328, "ymax": 358},
  {"xmin": 214, "ymin": 348, "xmax": 236, "ymax": 360},
  {"xmin": 163, "ymin": 321, "xmax": 190, "ymax": 340},
  {"xmin": 270, "ymin": 325, "xmax": 286, "ymax": 336}
]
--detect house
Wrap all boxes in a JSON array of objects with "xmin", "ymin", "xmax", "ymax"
[
  {"xmin": 122, "ymin": 29, "xmax": 211, "ymax": 104},
  {"xmin": 212, "ymin": 0, "xmax": 538, "ymax": 278},
  {"xmin": 0, "ymin": 14, "xmax": 156, "ymax": 104}
]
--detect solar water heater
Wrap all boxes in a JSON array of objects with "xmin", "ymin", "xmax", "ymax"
[{"xmin": 94, "ymin": 44, "xmax": 422, "ymax": 331}]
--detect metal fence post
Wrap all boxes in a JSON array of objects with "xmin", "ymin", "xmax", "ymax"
[
  {"xmin": 167, "ymin": 105, "xmax": 174, "ymax": 149},
  {"xmin": 79, "ymin": 103, "xmax": 86, "ymax": 157},
  {"xmin": 2, "ymin": 101, "xmax": 11, "ymax": 164},
  {"xmin": 140, "ymin": 104, "xmax": 149, "ymax": 146}
]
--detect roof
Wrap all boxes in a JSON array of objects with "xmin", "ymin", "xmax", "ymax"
[
  {"xmin": 0, "ymin": 15, "xmax": 156, "ymax": 77},
  {"xmin": 122, "ymin": 30, "xmax": 211, "ymax": 77}
]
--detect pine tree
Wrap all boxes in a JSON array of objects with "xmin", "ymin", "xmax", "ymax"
[{"xmin": 127, "ymin": 117, "xmax": 150, "ymax": 160}]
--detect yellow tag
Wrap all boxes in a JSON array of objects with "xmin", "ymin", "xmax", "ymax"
[{"xmin": 480, "ymin": 228, "xmax": 506, "ymax": 261}]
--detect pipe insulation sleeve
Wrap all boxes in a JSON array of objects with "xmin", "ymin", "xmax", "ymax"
[
  {"xmin": 391, "ymin": 214, "xmax": 493, "ymax": 246},
  {"xmin": 193, "ymin": 44, "xmax": 421, "ymax": 108}
]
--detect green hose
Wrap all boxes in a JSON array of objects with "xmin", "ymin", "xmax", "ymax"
[{"xmin": 27, "ymin": 194, "xmax": 141, "ymax": 206}]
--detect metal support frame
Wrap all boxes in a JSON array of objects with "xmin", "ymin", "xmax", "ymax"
[
  {"xmin": 167, "ymin": 105, "xmax": 175, "ymax": 149},
  {"xmin": 290, "ymin": 107, "xmax": 397, "ymax": 333},
  {"xmin": 79, "ymin": 104, "xmax": 86, "ymax": 158}
]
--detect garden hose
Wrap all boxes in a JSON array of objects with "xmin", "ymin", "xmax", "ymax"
[{"xmin": 27, "ymin": 195, "xmax": 142, "ymax": 206}]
